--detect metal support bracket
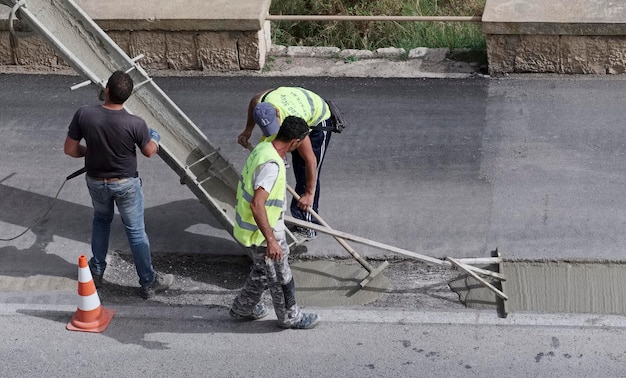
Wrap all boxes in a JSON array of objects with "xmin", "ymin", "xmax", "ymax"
[{"xmin": 8, "ymin": 0, "xmax": 35, "ymax": 38}]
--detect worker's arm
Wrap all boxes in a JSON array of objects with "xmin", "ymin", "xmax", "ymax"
[
  {"xmin": 295, "ymin": 135, "xmax": 317, "ymax": 210},
  {"xmin": 141, "ymin": 141, "xmax": 159, "ymax": 158},
  {"xmin": 64, "ymin": 136, "xmax": 86, "ymax": 158},
  {"xmin": 141, "ymin": 128, "xmax": 160, "ymax": 158},
  {"xmin": 250, "ymin": 187, "xmax": 283, "ymax": 260},
  {"xmin": 238, "ymin": 89, "xmax": 273, "ymax": 148}
]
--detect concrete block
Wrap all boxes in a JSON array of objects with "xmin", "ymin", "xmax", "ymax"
[
  {"xmin": 606, "ymin": 37, "xmax": 626, "ymax": 74},
  {"xmin": 130, "ymin": 31, "xmax": 168, "ymax": 70},
  {"xmin": 0, "ymin": 32, "xmax": 13, "ymax": 65},
  {"xmin": 13, "ymin": 35, "xmax": 58, "ymax": 67},
  {"xmin": 375, "ymin": 47, "xmax": 406, "ymax": 58},
  {"xmin": 239, "ymin": 31, "xmax": 263, "ymax": 70},
  {"xmin": 339, "ymin": 49, "xmax": 374, "ymax": 59},
  {"xmin": 269, "ymin": 45, "xmax": 288, "ymax": 56},
  {"xmin": 487, "ymin": 35, "xmax": 562, "ymax": 74},
  {"xmin": 197, "ymin": 32, "xmax": 239, "ymax": 71},
  {"xmin": 107, "ymin": 31, "xmax": 131, "ymax": 54},
  {"xmin": 287, "ymin": 46, "xmax": 340, "ymax": 58},
  {"xmin": 486, "ymin": 35, "xmax": 518, "ymax": 74},
  {"xmin": 513, "ymin": 35, "xmax": 560, "ymax": 73},
  {"xmin": 560, "ymin": 36, "xmax": 605, "ymax": 74},
  {"xmin": 165, "ymin": 33, "xmax": 198, "ymax": 70},
  {"xmin": 408, "ymin": 48, "xmax": 428, "ymax": 59},
  {"xmin": 560, "ymin": 35, "xmax": 626, "ymax": 74},
  {"xmin": 422, "ymin": 48, "xmax": 450, "ymax": 63}
]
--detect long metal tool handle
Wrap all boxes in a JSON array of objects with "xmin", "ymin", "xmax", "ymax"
[
  {"xmin": 286, "ymin": 185, "xmax": 375, "ymax": 272},
  {"xmin": 285, "ymin": 216, "xmax": 448, "ymax": 266},
  {"xmin": 447, "ymin": 257, "xmax": 508, "ymax": 300}
]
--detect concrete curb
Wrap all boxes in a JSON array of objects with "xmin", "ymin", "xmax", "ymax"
[
  {"xmin": 256, "ymin": 45, "xmax": 484, "ymax": 79},
  {"xmin": 0, "ymin": 44, "xmax": 486, "ymax": 79},
  {"xmin": 5, "ymin": 302, "xmax": 626, "ymax": 328}
]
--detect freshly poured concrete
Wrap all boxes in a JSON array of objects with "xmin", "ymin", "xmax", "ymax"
[
  {"xmin": 291, "ymin": 261, "xmax": 389, "ymax": 307},
  {"xmin": 450, "ymin": 260, "xmax": 626, "ymax": 316},
  {"xmin": 502, "ymin": 261, "xmax": 626, "ymax": 315}
]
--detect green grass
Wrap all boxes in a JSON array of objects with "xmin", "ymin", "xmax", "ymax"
[{"xmin": 269, "ymin": 0, "xmax": 486, "ymax": 51}]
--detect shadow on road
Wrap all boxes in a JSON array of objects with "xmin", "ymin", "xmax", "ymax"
[
  {"xmin": 0, "ymin": 181, "xmax": 243, "ymax": 281},
  {"xmin": 16, "ymin": 307, "xmax": 284, "ymax": 349}
]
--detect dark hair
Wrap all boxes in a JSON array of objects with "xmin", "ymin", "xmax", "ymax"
[
  {"xmin": 275, "ymin": 116, "xmax": 309, "ymax": 142},
  {"xmin": 106, "ymin": 71, "xmax": 134, "ymax": 104}
]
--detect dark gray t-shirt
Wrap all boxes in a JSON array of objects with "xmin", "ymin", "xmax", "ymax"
[{"xmin": 67, "ymin": 104, "xmax": 150, "ymax": 178}]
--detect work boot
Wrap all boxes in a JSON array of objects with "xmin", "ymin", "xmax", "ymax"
[
  {"xmin": 140, "ymin": 273, "xmax": 174, "ymax": 299},
  {"xmin": 229, "ymin": 303, "xmax": 269, "ymax": 321},
  {"xmin": 88, "ymin": 261, "xmax": 104, "ymax": 289},
  {"xmin": 279, "ymin": 312, "xmax": 320, "ymax": 330},
  {"xmin": 295, "ymin": 226, "xmax": 317, "ymax": 240}
]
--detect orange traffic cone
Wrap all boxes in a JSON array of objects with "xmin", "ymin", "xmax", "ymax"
[{"xmin": 66, "ymin": 255, "xmax": 115, "ymax": 333}]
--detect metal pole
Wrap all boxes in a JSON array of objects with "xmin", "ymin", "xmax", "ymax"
[{"xmin": 266, "ymin": 15, "xmax": 482, "ymax": 22}]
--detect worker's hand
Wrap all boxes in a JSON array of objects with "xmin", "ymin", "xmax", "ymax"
[
  {"xmin": 266, "ymin": 238, "xmax": 283, "ymax": 261},
  {"xmin": 297, "ymin": 192, "xmax": 314, "ymax": 211},
  {"xmin": 149, "ymin": 128, "xmax": 161, "ymax": 145},
  {"xmin": 237, "ymin": 131, "xmax": 251, "ymax": 148}
]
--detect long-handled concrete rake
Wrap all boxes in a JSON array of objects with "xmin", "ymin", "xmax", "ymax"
[
  {"xmin": 286, "ymin": 186, "xmax": 389, "ymax": 288},
  {"xmin": 285, "ymin": 216, "xmax": 508, "ymax": 300}
]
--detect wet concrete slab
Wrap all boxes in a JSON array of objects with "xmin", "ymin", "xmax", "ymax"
[
  {"xmin": 290, "ymin": 260, "xmax": 389, "ymax": 307},
  {"xmin": 450, "ymin": 259, "xmax": 626, "ymax": 317},
  {"xmin": 501, "ymin": 260, "xmax": 626, "ymax": 315}
]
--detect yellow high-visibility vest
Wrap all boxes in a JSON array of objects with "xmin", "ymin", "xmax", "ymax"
[
  {"xmin": 260, "ymin": 87, "xmax": 331, "ymax": 142},
  {"xmin": 233, "ymin": 141, "xmax": 286, "ymax": 247}
]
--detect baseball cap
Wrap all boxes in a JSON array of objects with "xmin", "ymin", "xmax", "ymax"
[{"xmin": 253, "ymin": 102, "xmax": 280, "ymax": 137}]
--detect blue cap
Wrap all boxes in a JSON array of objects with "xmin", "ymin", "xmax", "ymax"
[{"xmin": 253, "ymin": 102, "xmax": 280, "ymax": 137}]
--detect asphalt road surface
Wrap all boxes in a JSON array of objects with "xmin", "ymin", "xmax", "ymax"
[
  {"xmin": 3, "ymin": 73, "xmax": 626, "ymax": 261},
  {"xmin": 2, "ymin": 72, "xmax": 626, "ymax": 376}
]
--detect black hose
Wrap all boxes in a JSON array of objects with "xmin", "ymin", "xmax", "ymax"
[{"xmin": 0, "ymin": 167, "xmax": 86, "ymax": 241}]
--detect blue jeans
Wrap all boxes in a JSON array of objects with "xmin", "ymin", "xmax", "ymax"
[
  {"xmin": 290, "ymin": 121, "xmax": 332, "ymax": 223},
  {"xmin": 86, "ymin": 176, "xmax": 155, "ymax": 287}
]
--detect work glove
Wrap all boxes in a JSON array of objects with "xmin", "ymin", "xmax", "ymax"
[{"xmin": 149, "ymin": 128, "xmax": 161, "ymax": 145}]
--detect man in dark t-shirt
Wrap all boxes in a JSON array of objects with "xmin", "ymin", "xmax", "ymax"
[
  {"xmin": 67, "ymin": 103, "xmax": 149, "ymax": 179},
  {"xmin": 64, "ymin": 71, "xmax": 173, "ymax": 299}
]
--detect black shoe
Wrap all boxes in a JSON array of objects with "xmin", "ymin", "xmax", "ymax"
[
  {"xmin": 294, "ymin": 226, "xmax": 318, "ymax": 240},
  {"xmin": 140, "ymin": 273, "xmax": 174, "ymax": 299},
  {"xmin": 279, "ymin": 312, "xmax": 320, "ymax": 329},
  {"xmin": 229, "ymin": 303, "xmax": 269, "ymax": 321},
  {"xmin": 88, "ymin": 262, "xmax": 104, "ymax": 289}
]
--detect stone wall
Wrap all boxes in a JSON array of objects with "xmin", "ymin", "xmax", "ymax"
[
  {"xmin": 0, "ymin": 0, "xmax": 271, "ymax": 72},
  {"xmin": 483, "ymin": 0, "xmax": 626, "ymax": 75},
  {"xmin": 4, "ymin": 0, "xmax": 626, "ymax": 75},
  {"xmin": 486, "ymin": 35, "xmax": 626, "ymax": 75},
  {"xmin": 0, "ymin": 29, "xmax": 268, "ymax": 71}
]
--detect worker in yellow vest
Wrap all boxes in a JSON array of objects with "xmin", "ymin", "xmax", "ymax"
[
  {"xmin": 238, "ymin": 86, "xmax": 344, "ymax": 239},
  {"xmin": 231, "ymin": 116, "xmax": 320, "ymax": 330}
]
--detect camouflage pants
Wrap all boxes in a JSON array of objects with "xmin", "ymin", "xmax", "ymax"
[{"xmin": 231, "ymin": 237, "xmax": 301, "ymax": 326}]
